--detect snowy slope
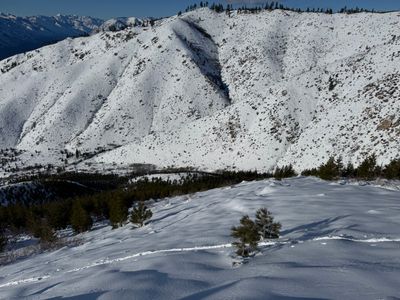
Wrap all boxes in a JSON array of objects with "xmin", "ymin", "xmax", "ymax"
[
  {"xmin": 0, "ymin": 9, "xmax": 400, "ymax": 175},
  {"xmin": 0, "ymin": 13, "xmax": 104, "ymax": 60},
  {"xmin": 0, "ymin": 177, "xmax": 399, "ymax": 299}
]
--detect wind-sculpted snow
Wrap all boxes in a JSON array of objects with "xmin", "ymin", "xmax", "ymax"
[
  {"xmin": 0, "ymin": 177, "xmax": 399, "ymax": 299},
  {"xmin": 0, "ymin": 9, "xmax": 400, "ymax": 175}
]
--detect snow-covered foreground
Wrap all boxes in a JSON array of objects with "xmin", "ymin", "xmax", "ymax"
[{"xmin": 1, "ymin": 177, "xmax": 399, "ymax": 299}]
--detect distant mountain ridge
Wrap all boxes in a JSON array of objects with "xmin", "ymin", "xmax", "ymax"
[
  {"xmin": 0, "ymin": 13, "xmax": 104, "ymax": 60},
  {"xmin": 95, "ymin": 17, "xmax": 153, "ymax": 32}
]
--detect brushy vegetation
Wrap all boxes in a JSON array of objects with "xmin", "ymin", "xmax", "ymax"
[{"xmin": 273, "ymin": 165, "xmax": 297, "ymax": 180}]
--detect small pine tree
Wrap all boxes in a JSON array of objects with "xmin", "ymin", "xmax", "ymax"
[
  {"xmin": 130, "ymin": 202, "xmax": 153, "ymax": 227},
  {"xmin": 71, "ymin": 203, "xmax": 93, "ymax": 233},
  {"xmin": 231, "ymin": 216, "xmax": 260, "ymax": 257},
  {"xmin": 255, "ymin": 208, "xmax": 281, "ymax": 239}
]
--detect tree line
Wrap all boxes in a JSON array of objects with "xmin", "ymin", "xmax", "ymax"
[
  {"xmin": 302, "ymin": 155, "xmax": 400, "ymax": 181},
  {"xmin": 179, "ymin": 1, "xmax": 381, "ymax": 16},
  {"xmin": 0, "ymin": 170, "xmax": 279, "ymax": 251},
  {"xmin": 1, "ymin": 155, "xmax": 398, "ymax": 253}
]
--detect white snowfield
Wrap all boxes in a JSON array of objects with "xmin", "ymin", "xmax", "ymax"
[
  {"xmin": 0, "ymin": 8, "xmax": 399, "ymax": 176},
  {"xmin": 0, "ymin": 177, "xmax": 399, "ymax": 299}
]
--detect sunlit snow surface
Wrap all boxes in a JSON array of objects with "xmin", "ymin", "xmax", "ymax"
[{"xmin": 0, "ymin": 177, "xmax": 399, "ymax": 299}]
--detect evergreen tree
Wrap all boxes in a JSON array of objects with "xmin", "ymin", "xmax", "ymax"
[
  {"xmin": 231, "ymin": 215, "xmax": 260, "ymax": 257},
  {"xmin": 0, "ymin": 227, "xmax": 7, "ymax": 252},
  {"xmin": 26, "ymin": 212, "xmax": 58, "ymax": 245},
  {"xmin": 318, "ymin": 156, "xmax": 341, "ymax": 180},
  {"xmin": 255, "ymin": 208, "xmax": 281, "ymax": 239},
  {"xmin": 109, "ymin": 196, "xmax": 128, "ymax": 228},
  {"xmin": 382, "ymin": 159, "xmax": 400, "ymax": 179},
  {"xmin": 130, "ymin": 202, "xmax": 153, "ymax": 227},
  {"xmin": 36, "ymin": 222, "xmax": 57, "ymax": 244},
  {"xmin": 71, "ymin": 202, "xmax": 93, "ymax": 233},
  {"xmin": 356, "ymin": 154, "xmax": 378, "ymax": 180},
  {"xmin": 342, "ymin": 161, "xmax": 356, "ymax": 178},
  {"xmin": 46, "ymin": 200, "xmax": 72, "ymax": 230}
]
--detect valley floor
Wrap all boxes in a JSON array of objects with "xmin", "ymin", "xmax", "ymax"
[{"xmin": 0, "ymin": 177, "xmax": 399, "ymax": 299}]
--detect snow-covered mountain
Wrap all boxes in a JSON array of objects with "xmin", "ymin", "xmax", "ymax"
[
  {"xmin": 0, "ymin": 8, "xmax": 400, "ymax": 176},
  {"xmin": 0, "ymin": 13, "xmax": 104, "ymax": 60},
  {"xmin": 1, "ymin": 177, "xmax": 400, "ymax": 299},
  {"xmin": 94, "ymin": 17, "xmax": 150, "ymax": 32}
]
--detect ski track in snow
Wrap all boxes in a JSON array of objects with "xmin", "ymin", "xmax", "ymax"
[
  {"xmin": 1, "ymin": 236, "xmax": 399, "ymax": 289},
  {"xmin": 312, "ymin": 236, "xmax": 400, "ymax": 243}
]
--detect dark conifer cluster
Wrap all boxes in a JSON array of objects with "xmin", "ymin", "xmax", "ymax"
[
  {"xmin": 273, "ymin": 165, "xmax": 296, "ymax": 180},
  {"xmin": 302, "ymin": 155, "xmax": 400, "ymax": 181}
]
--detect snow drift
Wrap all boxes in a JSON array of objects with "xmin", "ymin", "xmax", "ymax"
[{"xmin": 0, "ymin": 177, "xmax": 399, "ymax": 299}]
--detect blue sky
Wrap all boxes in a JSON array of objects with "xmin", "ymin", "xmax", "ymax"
[{"xmin": 1, "ymin": 0, "xmax": 399, "ymax": 19}]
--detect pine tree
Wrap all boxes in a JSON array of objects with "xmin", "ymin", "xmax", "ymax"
[
  {"xmin": 36, "ymin": 221, "xmax": 57, "ymax": 245},
  {"xmin": 255, "ymin": 208, "xmax": 281, "ymax": 239},
  {"xmin": 342, "ymin": 161, "xmax": 355, "ymax": 178},
  {"xmin": 231, "ymin": 216, "xmax": 260, "ymax": 257},
  {"xmin": 356, "ymin": 154, "xmax": 378, "ymax": 180},
  {"xmin": 71, "ymin": 202, "xmax": 93, "ymax": 233},
  {"xmin": 0, "ymin": 227, "xmax": 7, "ymax": 252},
  {"xmin": 130, "ymin": 202, "xmax": 153, "ymax": 227},
  {"xmin": 383, "ymin": 159, "xmax": 400, "ymax": 179},
  {"xmin": 318, "ymin": 156, "xmax": 341, "ymax": 180},
  {"xmin": 109, "ymin": 196, "xmax": 128, "ymax": 228}
]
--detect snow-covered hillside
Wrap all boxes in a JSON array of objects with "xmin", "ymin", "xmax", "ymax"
[
  {"xmin": 0, "ymin": 8, "xmax": 400, "ymax": 175},
  {"xmin": 0, "ymin": 13, "xmax": 104, "ymax": 60},
  {"xmin": 1, "ymin": 177, "xmax": 399, "ymax": 299}
]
